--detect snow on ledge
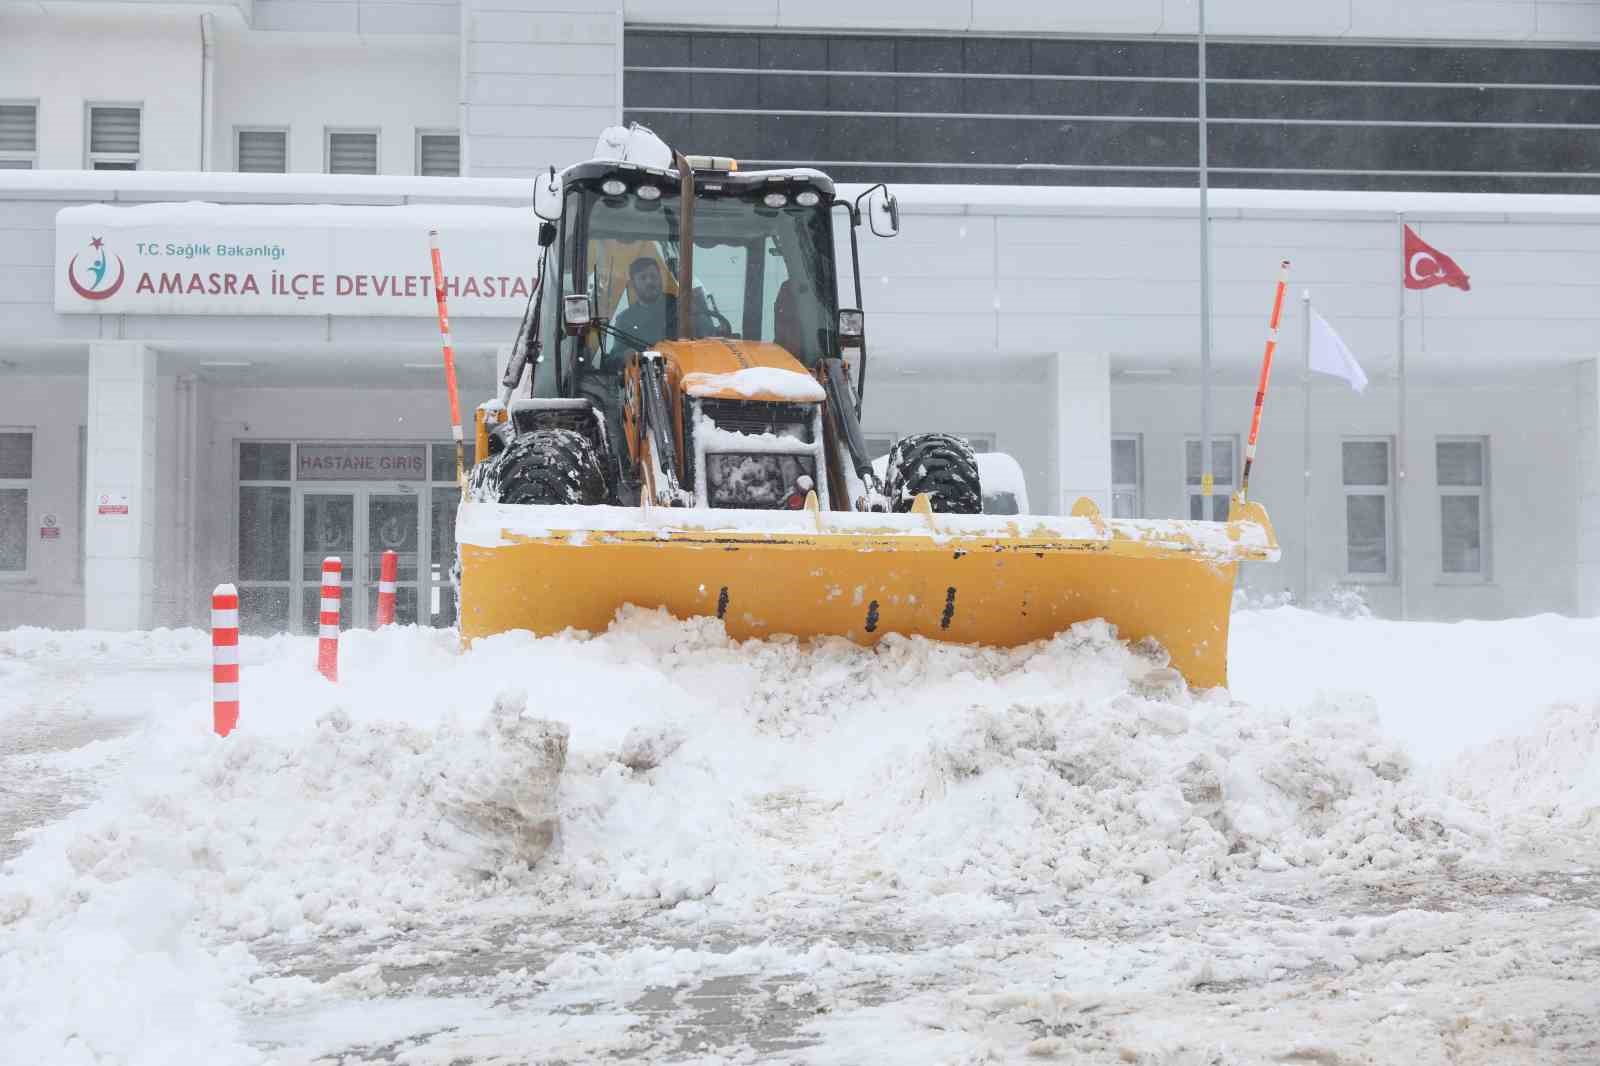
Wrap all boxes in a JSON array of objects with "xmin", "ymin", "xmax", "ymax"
[
  {"xmin": 681, "ymin": 367, "xmax": 826, "ymax": 402},
  {"xmin": 456, "ymin": 501, "xmax": 1278, "ymax": 561}
]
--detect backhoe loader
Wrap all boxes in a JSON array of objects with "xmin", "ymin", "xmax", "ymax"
[{"xmin": 458, "ymin": 125, "xmax": 1278, "ymax": 688}]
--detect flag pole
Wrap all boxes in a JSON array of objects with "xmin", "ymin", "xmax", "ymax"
[
  {"xmin": 1197, "ymin": 0, "xmax": 1214, "ymax": 517},
  {"xmin": 1301, "ymin": 289, "xmax": 1312, "ymax": 604},
  {"xmin": 1238, "ymin": 259, "xmax": 1290, "ymax": 503},
  {"xmin": 1395, "ymin": 214, "xmax": 1408, "ymax": 620}
]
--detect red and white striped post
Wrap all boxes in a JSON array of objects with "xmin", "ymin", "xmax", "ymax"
[
  {"xmin": 1238, "ymin": 259, "xmax": 1292, "ymax": 504},
  {"xmin": 211, "ymin": 583, "xmax": 240, "ymax": 737},
  {"xmin": 317, "ymin": 556, "xmax": 341, "ymax": 682},
  {"xmin": 375, "ymin": 549, "xmax": 398, "ymax": 627}
]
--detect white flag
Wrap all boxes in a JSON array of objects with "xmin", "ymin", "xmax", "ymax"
[{"xmin": 1308, "ymin": 307, "xmax": 1368, "ymax": 392}]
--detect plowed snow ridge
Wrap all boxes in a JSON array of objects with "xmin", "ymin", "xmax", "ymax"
[{"xmin": 0, "ymin": 611, "xmax": 1596, "ymax": 1065}]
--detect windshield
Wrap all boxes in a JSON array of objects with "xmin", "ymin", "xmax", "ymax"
[{"xmin": 565, "ymin": 183, "xmax": 837, "ymax": 372}]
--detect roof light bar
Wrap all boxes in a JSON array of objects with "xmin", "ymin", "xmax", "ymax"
[{"xmin": 685, "ymin": 154, "xmax": 738, "ymax": 172}]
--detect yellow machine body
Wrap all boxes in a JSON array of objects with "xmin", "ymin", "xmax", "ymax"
[{"xmin": 456, "ymin": 496, "xmax": 1278, "ymax": 689}]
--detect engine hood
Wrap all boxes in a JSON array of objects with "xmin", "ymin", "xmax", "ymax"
[{"xmin": 656, "ymin": 339, "xmax": 825, "ymax": 403}]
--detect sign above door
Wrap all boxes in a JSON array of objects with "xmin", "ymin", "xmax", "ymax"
[{"xmin": 296, "ymin": 444, "xmax": 427, "ymax": 482}]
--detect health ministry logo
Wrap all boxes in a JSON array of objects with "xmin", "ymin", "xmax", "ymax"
[{"xmin": 67, "ymin": 236, "xmax": 126, "ymax": 301}]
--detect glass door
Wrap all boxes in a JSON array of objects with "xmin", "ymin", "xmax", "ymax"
[
  {"xmin": 299, "ymin": 490, "xmax": 356, "ymax": 632},
  {"xmin": 366, "ymin": 490, "xmax": 420, "ymax": 625}
]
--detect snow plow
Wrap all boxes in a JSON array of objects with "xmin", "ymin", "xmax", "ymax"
[{"xmin": 456, "ymin": 125, "xmax": 1279, "ymax": 688}]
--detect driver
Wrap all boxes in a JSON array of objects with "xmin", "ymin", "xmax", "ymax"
[{"xmin": 607, "ymin": 257, "xmax": 671, "ymax": 367}]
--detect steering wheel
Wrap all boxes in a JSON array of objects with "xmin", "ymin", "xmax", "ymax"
[{"xmin": 690, "ymin": 286, "xmax": 734, "ymax": 338}]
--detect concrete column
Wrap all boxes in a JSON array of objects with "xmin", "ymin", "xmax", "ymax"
[
  {"xmin": 461, "ymin": 0, "xmax": 623, "ymax": 178},
  {"xmin": 84, "ymin": 342, "xmax": 158, "ymax": 630},
  {"xmin": 1579, "ymin": 359, "xmax": 1600, "ymax": 615},
  {"xmin": 1051, "ymin": 351, "xmax": 1111, "ymax": 515}
]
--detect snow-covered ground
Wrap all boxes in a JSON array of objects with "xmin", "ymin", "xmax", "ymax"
[{"xmin": 1, "ymin": 608, "xmax": 1597, "ymax": 1065}]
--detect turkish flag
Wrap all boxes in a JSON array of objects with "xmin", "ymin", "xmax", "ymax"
[{"xmin": 1403, "ymin": 225, "xmax": 1470, "ymax": 291}]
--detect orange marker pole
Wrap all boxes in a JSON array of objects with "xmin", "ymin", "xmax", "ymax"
[
  {"xmin": 211, "ymin": 584, "xmax": 239, "ymax": 736},
  {"xmin": 317, "ymin": 557, "xmax": 341, "ymax": 682},
  {"xmin": 1239, "ymin": 259, "xmax": 1291, "ymax": 503},
  {"xmin": 375, "ymin": 549, "xmax": 397, "ymax": 627},
  {"xmin": 428, "ymin": 229, "xmax": 467, "ymax": 491}
]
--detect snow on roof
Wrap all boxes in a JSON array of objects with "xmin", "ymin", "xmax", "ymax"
[
  {"xmin": 846, "ymin": 182, "xmax": 1600, "ymax": 220},
  {"xmin": 0, "ymin": 168, "xmax": 534, "ymax": 204},
  {"xmin": 57, "ymin": 200, "xmax": 538, "ymax": 231},
  {"xmin": 13, "ymin": 168, "xmax": 1598, "ymax": 224}
]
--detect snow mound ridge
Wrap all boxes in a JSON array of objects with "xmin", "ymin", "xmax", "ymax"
[
  {"xmin": 544, "ymin": 610, "xmax": 1490, "ymax": 916},
  {"xmin": 1447, "ymin": 702, "xmax": 1600, "ymax": 840}
]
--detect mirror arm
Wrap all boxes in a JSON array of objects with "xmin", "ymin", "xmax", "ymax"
[
  {"xmin": 834, "ymin": 200, "xmax": 867, "ymax": 417},
  {"xmin": 500, "ymin": 247, "xmax": 545, "ymax": 401}
]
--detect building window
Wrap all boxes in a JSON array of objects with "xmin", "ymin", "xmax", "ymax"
[
  {"xmin": 236, "ymin": 442, "xmax": 293, "ymax": 633},
  {"xmin": 1342, "ymin": 437, "xmax": 1393, "ymax": 579},
  {"xmin": 0, "ymin": 430, "xmax": 33, "ymax": 574},
  {"xmin": 326, "ymin": 129, "xmax": 378, "ymax": 175},
  {"xmin": 1184, "ymin": 436, "xmax": 1236, "ymax": 521},
  {"xmin": 236, "ymin": 128, "xmax": 288, "ymax": 173},
  {"xmin": 1438, "ymin": 437, "xmax": 1488, "ymax": 578},
  {"xmin": 87, "ymin": 105, "xmax": 141, "ymax": 170},
  {"xmin": 1111, "ymin": 434, "xmax": 1141, "ymax": 518},
  {"xmin": 416, "ymin": 131, "xmax": 460, "ymax": 177},
  {"xmin": 0, "ymin": 103, "xmax": 38, "ymax": 169},
  {"xmin": 625, "ymin": 29, "xmax": 1600, "ymax": 195}
]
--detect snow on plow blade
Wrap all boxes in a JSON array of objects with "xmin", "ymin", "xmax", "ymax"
[{"xmin": 456, "ymin": 498, "xmax": 1279, "ymax": 690}]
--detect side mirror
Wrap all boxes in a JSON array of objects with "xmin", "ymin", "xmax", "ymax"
[
  {"xmin": 533, "ymin": 166, "xmax": 563, "ymax": 222},
  {"xmin": 537, "ymin": 221, "xmax": 557, "ymax": 248},
  {"xmin": 562, "ymin": 293, "xmax": 595, "ymax": 335},
  {"xmin": 838, "ymin": 308, "xmax": 864, "ymax": 348},
  {"xmin": 865, "ymin": 188, "xmax": 900, "ymax": 238}
]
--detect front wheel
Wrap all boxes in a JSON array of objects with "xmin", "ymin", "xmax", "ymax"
[
  {"xmin": 488, "ymin": 428, "xmax": 610, "ymax": 506},
  {"xmin": 885, "ymin": 432, "xmax": 982, "ymax": 514}
]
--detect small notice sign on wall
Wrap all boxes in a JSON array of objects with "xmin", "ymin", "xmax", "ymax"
[
  {"xmin": 97, "ymin": 490, "xmax": 130, "ymax": 516},
  {"xmin": 40, "ymin": 513, "xmax": 61, "ymax": 540}
]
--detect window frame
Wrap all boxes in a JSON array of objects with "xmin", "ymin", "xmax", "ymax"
[
  {"xmin": 415, "ymin": 129, "xmax": 461, "ymax": 177},
  {"xmin": 235, "ymin": 126, "xmax": 289, "ymax": 173},
  {"xmin": 324, "ymin": 127, "xmax": 380, "ymax": 175},
  {"xmin": 1341, "ymin": 435, "xmax": 1395, "ymax": 583},
  {"xmin": 85, "ymin": 102, "xmax": 142, "ymax": 170},
  {"xmin": 1111, "ymin": 433, "xmax": 1142, "ymax": 519},
  {"xmin": 1436, "ymin": 435, "xmax": 1490, "ymax": 583},
  {"xmin": 0, "ymin": 100, "xmax": 39, "ymax": 169},
  {"xmin": 0, "ymin": 428, "xmax": 35, "ymax": 579},
  {"xmin": 1183, "ymin": 434, "xmax": 1239, "ymax": 522}
]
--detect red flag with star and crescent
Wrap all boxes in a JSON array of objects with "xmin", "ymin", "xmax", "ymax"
[{"xmin": 1403, "ymin": 224, "xmax": 1470, "ymax": 291}]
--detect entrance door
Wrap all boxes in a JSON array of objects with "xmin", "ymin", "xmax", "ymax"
[
  {"xmin": 295, "ymin": 485, "xmax": 422, "ymax": 633},
  {"xmin": 365, "ymin": 491, "xmax": 421, "ymax": 626},
  {"xmin": 299, "ymin": 490, "xmax": 356, "ymax": 633}
]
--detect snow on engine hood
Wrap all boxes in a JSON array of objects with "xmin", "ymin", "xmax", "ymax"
[{"xmin": 656, "ymin": 339, "xmax": 825, "ymax": 403}]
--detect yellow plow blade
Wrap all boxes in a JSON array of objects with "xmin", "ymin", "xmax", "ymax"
[{"xmin": 456, "ymin": 497, "xmax": 1278, "ymax": 690}]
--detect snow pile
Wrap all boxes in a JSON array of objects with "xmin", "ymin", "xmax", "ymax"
[
  {"xmin": 3, "ymin": 608, "xmax": 1593, "ymax": 1063},
  {"xmin": 1445, "ymin": 702, "xmax": 1600, "ymax": 842},
  {"xmin": 1230, "ymin": 608, "xmax": 1600, "ymax": 762}
]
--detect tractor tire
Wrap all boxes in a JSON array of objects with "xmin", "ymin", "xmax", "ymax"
[
  {"xmin": 886, "ymin": 432, "xmax": 982, "ymax": 514},
  {"xmin": 490, "ymin": 428, "xmax": 610, "ymax": 506}
]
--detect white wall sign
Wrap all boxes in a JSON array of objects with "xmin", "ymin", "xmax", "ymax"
[
  {"xmin": 56, "ymin": 202, "xmax": 542, "ymax": 317},
  {"xmin": 96, "ymin": 490, "xmax": 130, "ymax": 517}
]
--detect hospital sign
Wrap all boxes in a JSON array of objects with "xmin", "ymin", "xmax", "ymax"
[{"xmin": 55, "ymin": 203, "xmax": 542, "ymax": 317}]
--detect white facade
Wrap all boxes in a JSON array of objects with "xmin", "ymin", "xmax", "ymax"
[{"xmin": 0, "ymin": 0, "xmax": 1597, "ymax": 632}]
